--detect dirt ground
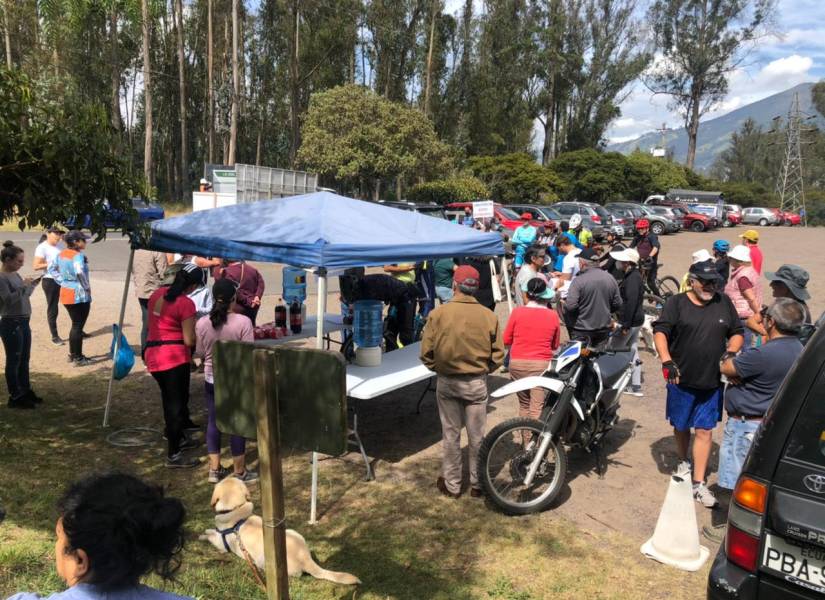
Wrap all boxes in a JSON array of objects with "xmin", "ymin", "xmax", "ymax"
[{"xmin": 10, "ymin": 224, "xmax": 825, "ymax": 576}]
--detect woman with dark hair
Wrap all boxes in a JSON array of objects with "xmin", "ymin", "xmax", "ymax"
[
  {"xmin": 213, "ymin": 259, "xmax": 264, "ymax": 325},
  {"xmin": 53, "ymin": 231, "xmax": 92, "ymax": 365},
  {"xmin": 0, "ymin": 241, "xmax": 41, "ymax": 408},
  {"xmin": 145, "ymin": 264, "xmax": 202, "ymax": 468},
  {"xmin": 195, "ymin": 278, "xmax": 257, "ymax": 483},
  {"xmin": 7, "ymin": 473, "xmax": 193, "ymax": 600}
]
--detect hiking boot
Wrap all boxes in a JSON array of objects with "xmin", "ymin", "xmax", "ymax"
[
  {"xmin": 436, "ymin": 477, "xmax": 461, "ymax": 499},
  {"xmin": 208, "ymin": 465, "xmax": 232, "ymax": 484},
  {"xmin": 693, "ymin": 482, "xmax": 719, "ymax": 508},
  {"xmin": 51, "ymin": 336, "xmax": 65, "ymax": 346},
  {"xmin": 234, "ymin": 469, "xmax": 259, "ymax": 483},
  {"xmin": 625, "ymin": 385, "xmax": 643, "ymax": 397},
  {"xmin": 7, "ymin": 395, "xmax": 35, "ymax": 409},
  {"xmin": 74, "ymin": 355, "xmax": 93, "ymax": 367},
  {"xmin": 165, "ymin": 453, "xmax": 200, "ymax": 469}
]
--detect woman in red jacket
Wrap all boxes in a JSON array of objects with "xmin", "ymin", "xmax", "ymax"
[{"xmin": 503, "ymin": 277, "xmax": 561, "ymax": 419}]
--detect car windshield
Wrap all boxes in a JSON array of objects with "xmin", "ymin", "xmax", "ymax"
[
  {"xmin": 537, "ymin": 207, "xmax": 562, "ymax": 220},
  {"xmin": 131, "ymin": 198, "xmax": 148, "ymax": 208},
  {"xmin": 784, "ymin": 369, "xmax": 825, "ymax": 468},
  {"xmin": 417, "ymin": 207, "xmax": 445, "ymax": 219},
  {"xmin": 498, "ymin": 207, "xmax": 521, "ymax": 220}
]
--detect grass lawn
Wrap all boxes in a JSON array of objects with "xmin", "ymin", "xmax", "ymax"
[{"xmin": 0, "ymin": 369, "xmax": 705, "ymax": 599}]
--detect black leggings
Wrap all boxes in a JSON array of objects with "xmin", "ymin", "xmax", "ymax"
[
  {"xmin": 42, "ymin": 278, "xmax": 61, "ymax": 338},
  {"xmin": 63, "ymin": 302, "xmax": 90, "ymax": 358},
  {"xmin": 151, "ymin": 363, "xmax": 191, "ymax": 457}
]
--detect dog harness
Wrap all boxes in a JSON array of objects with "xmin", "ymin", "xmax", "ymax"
[{"xmin": 217, "ymin": 517, "xmax": 248, "ymax": 552}]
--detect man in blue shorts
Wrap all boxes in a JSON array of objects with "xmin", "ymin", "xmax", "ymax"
[{"xmin": 653, "ymin": 260, "xmax": 744, "ymax": 508}]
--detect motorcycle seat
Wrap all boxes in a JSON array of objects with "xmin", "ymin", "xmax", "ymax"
[{"xmin": 595, "ymin": 352, "xmax": 631, "ymax": 388}]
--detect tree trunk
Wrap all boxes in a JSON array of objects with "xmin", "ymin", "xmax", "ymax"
[
  {"xmin": 685, "ymin": 93, "xmax": 701, "ymax": 170},
  {"xmin": 423, "ymin": 0, "xmax": 437, "ymax": 116},
  {"xmin": 207, "ymin": 0, "xmax": 214, "ymax": 163},
  {"xmin": 288, "ymin": 0, "xmax": 299, "ymax": 166},
  {"xmin": 3, "ymin": 0, "xmax": 12, "ymax": 70},
  {"xmin": 110, "ymin": 8, "xmax": 122, "ymax": 132},
  {"xmin": 142, "ymin": 0, "xmax": 153, "ymax": 187},
  {"xmin": 175, "ymin": 0, "xmax": 188, "ymax": 197},
  {"xmin": 541, "ymin": 77, "xmax": 556, "ymax": 165},
  {"xmin": 373, "ymin": 179, "xmax": 381, "ymax": 201},
  {"xmin": 228, "ymin": 0, "xmax": 239, "ymax": 165},
  {"xmin": 396, "ymin": 175, "xmax": 402, "ymax": 201},
  {"xmin": 255, "ymin": 128, "xmax": 262, "ymax": 166}
]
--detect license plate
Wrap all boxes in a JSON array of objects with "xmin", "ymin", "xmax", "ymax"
[{"xmin": 763, "ymin": 533, "xmax": 825, "ymax": 595}]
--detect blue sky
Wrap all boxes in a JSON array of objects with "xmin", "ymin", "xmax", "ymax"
[{"xmin": 445, "ymin": 0, "xmax": 825, "ymax": 145}]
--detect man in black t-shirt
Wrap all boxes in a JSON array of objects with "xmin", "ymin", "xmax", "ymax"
[{"xmin": 653, "ymin": 259, "xmax": 744, "ymax": 509}]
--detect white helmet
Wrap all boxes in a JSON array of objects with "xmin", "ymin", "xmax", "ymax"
[{"xmin": 569, "ymin": 214, "xmax": 582, "ymax": 229}]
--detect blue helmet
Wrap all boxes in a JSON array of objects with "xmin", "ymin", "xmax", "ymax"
[{"xmin": 713, "ymin": 240, "xmax": 730, "ymax": 253}]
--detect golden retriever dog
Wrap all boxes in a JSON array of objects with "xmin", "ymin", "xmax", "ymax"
[{"xmin": 200, "ymin": 477, "xmax": 360, "ymax": 585}]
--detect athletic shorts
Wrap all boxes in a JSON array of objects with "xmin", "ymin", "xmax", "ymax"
[{"xmin": 665, "ymin": 384, "xmax": 722, "ymax": 431}]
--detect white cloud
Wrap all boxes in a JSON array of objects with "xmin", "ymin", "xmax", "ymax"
[
  {"xmin": 613, "ymin": 117, "xmax": 637, "ymax": 129},
  {"xmin": 761, "ymin": 54, "xmax": 813, "ymax": 78}
]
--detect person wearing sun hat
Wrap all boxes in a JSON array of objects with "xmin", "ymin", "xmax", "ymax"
[
  {"xmin": 511, "ymin": 212, "xmax": 537, "ymax": 269},
  {"xmin": 725, "ymin": 244, "xmax": 763, "ymax": 348},
  {"xmin": 766, "ymin": 264, "xmax": 812, "ymax": 324},
  {"xmin": 420, "ymin": 264, "xmax": 504, "ymax": 499},
  {"xmin": 609, "ymin": 247, "xmax": 645, "ymax": 396},
  {"xmin": 739, "ymin": 229, "xmax": 762, "ymax": 274},
  {"xmin": 503, "ymin": 278, "xmax": 561, "ymax": 420}
]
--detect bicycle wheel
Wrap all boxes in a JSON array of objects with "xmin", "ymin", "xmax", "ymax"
[
  {"xmin": 478, "ymin": 417, "xmax": 567, "ymax": 515},
  {"xmin": 656, "ymin": 276, "xmax": 679, "ymax": 298}
]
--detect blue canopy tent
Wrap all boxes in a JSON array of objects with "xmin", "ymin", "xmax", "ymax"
[{"xmin": 104, "ymin": 191, "xmax": 507, "ymax": 522}]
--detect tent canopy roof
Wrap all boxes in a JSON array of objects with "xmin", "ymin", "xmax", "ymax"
[{"xmin": 144, "ymin": 191, "xmax": 504, "ymax": 268}]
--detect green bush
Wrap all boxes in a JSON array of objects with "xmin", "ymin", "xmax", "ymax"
[
  {"xmin": 468, "ymin": 153, "xmax": 561, "ymax": 204},
  {"xmin": 407, "ymin": 176, "xmax": 489, "ymax": 204}
]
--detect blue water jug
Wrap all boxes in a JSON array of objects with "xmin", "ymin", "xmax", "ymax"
[
  {"xmin": 353, "ymin": 300, "xmax": 383, "ymax": 348},
  {"xmin": 282, "ymin": 266, "xmax": 307, "ymax": 303}
]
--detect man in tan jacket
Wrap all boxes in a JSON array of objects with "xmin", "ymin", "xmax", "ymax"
[{"xmin": 420, "ymin": 264, "xmax": 504, "ymax": 498}]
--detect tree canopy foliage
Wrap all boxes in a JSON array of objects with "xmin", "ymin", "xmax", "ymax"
[
  {"xmin": 407, "ymin": 176, "xmax": 489, "ymax": 205},
  {"xmin": 469, "ymin": 153, "xmax": 561, "ymax": 204}
]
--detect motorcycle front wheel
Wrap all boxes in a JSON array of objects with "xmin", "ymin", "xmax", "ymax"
[{"xmin": 478, "ymin": 417, "xmax": 567, "ymax": 515}]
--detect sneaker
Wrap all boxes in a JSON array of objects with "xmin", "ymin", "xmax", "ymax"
[
  {"xmin": 693, "ymin": 482, "xmax": 719, "ymax": 508},
  {"xmin": 178, "ymin": 435, "xmax": 202, "ymax": 451},
  {"xmin": 625, "ymin": 385, "xmax": 643, "ymax": 397},
  {"xmin": 673, "ymin": 460, "xmax": 692, "ymax": 477},
  {"xmin": 51, "ymin": 336, "xmax": 65, "ymax": 346},
  {"xmin": 234, "ymin": 469, "xmax": 259, "ymax": 483},
  {"xmin": 165, "ymin": 452, "xmax": 200, "ymax": 468},
  {"xmin": 7, "ymin": 395, "xmax": 36, "ymax": 409},
  {"xmin": 208, "ymin": 465, "xmax": 232, "ymax": 484},
  {"xmin": 74, "ymin": 356, "xmax": 93, "ymax": 367}
]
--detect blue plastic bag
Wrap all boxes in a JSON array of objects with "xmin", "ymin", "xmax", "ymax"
[{"xmin": 111, "ymin": 324, "xmax": 135, "ymax": 380}]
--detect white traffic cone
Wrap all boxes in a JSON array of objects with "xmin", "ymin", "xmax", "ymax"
[{"xmin": 640, "ymin": 472, "xmax": 710, "ymax": 571}]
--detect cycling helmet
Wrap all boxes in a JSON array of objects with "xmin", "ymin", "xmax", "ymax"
[
  {"xmin": 712, "ymin": 239, "xmax": 730, "ymax": 253},
  {"xmin": 569, "ymin": 214, "xmax": 582, "ymax": 229},
  {"xmin": 636, "ymin": 218, "xmax": 650, "ymax": 230}
]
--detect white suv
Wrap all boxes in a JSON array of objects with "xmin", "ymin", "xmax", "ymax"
[{"xmin": 741, "ymin": 207, "xmax": 780, "ymax": 226}]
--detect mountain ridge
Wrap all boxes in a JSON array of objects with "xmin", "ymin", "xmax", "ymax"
[{"xmin": 607, "ymin": 83, "xmax": 825, "ymax": 171}]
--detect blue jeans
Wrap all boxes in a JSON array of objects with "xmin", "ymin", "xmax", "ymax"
[
  {"xmin": 0, "ymin": 317, "xmax": 32, "ymax": 400},
  {"xmin": 718, "ymin": 416, "xmax": 761, "ymax": 489},
  {"xmin": 435, "ymin": 286, "xmax": 453, "ymax": 303}
]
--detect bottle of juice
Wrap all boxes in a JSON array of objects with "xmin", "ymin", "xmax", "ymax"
[{"xmin": 274, "ymin": 297, "xmax": 287, "ymax": 328}]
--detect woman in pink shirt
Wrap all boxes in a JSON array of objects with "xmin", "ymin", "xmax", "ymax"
[
  {"xmin": 503, "ymin": 277, "xmax": 561, "ymax": 419},
  {"xmin": 145, "ymin": 264, "xmax": 201, "ymax": 468},
  {"xmin": 195, "ymin": 278, "xmax": 257, "ymax": 483}
]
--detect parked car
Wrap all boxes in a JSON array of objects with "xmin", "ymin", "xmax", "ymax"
[
  {"xmin": 65, "ymin": 197, "xmax": 166, "ymax": 230},
  {"xmin": 377, "ymin": 200, "xmax": 446, "ymax": 219},
  {"xmin": 782, "ymin": 211, "xmax": 802, "ymax": 226},
  {"xmin": 445, "ymin": 201, "xmax": 542, "ymax": 233},
  {"xmin": 688, "ymin": 204, "xmax": 722, "ymax": 229},
  {"xmin": 605, "ymin": 202, "xmax": 671, "ymax": 236},
  {"xmin": 724, "ymin": 204, "xmax": 743, "ymax": 227},
  {"xmin": 645, "ymin": 206, "xmax": 683, "ymax": 233},
  {"xmin": 669, "ymin": 205, "xmax": 712, "ymax": 232},
  {"xmin": 707, "ymin": 315, "xmax": 825, "ymax": 599},
  {"xmin": 507, "ymin": 204, "xmax": 559, "ymax": 232},
  {"xmin": 551, "ymin": 201, "xmax": 612, "ymax": 240},
  {"xmin": 741, "ymin": 206, "xmax": 782, "ymax": 226}
]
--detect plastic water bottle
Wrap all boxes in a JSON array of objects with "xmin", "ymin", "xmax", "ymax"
[
  {"xmin": 283, "ymin": 266, "xmax": 307, "ymax": 304},
  {"xmin": 289, "ymin": 299, "xmax": 302, "ymax": 334},
  {"xmin": 353, "ymin": 300, "xmax": 383, "ymax": 348}
]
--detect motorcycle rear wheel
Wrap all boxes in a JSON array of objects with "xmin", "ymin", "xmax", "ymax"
[{"xmin": 479, "ymin": 416, "xmax": 567, "ymax": 515}]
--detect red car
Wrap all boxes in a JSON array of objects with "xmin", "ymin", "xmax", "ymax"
[
  {"xmin": 782, "ymin": 211, "xmax": 802, "ymax": 226},
  {"xmin": 723, "ymin": 204, "xmax": 742, "ymax": 227},
  {"xmin": 668, "ymin": 205, "xmax": 712, "ymax": 232},
  {"xmin": 445, "ymin": 202, "xmax": 543, "ymax": 232}
]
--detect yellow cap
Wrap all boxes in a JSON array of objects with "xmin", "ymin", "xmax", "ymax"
[{"xmin": 740, "ymin": 229, "xmax": 759, "ymax": 242}]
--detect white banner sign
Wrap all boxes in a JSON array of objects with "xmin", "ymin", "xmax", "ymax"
[{"xmin": 472, "ymin": 201, "xmax": 494, "ymax": 219}]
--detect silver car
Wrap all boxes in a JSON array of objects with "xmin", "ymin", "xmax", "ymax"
[{"xmin": 741, "ymin": 206, "xmax": 781, "ymax": 226}]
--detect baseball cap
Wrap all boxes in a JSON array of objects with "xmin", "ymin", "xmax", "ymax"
[
  {"xmin": 728, "ymin": 244, "xmax": 751, "ymax": 263},
  {"xmin": 765, "ymin": 264, "xmax": 810, "ymax": 301},
  {"xmin": 521, "ymin": 276, "xmax": 554, "ymax": 300},
  {"xmin": 609, "ymin": 248, "xmax": 640, "ymax": 264},
  {"xmin": 578, "ymin": 247, "xmax": 599, "ymax": 261},
  {"xmin": 688, "ymin": 259, "xmax": 722, "ymax": 282},
  {"xmin": 63, "ymin": 230, "xmax": 90, "ymax": 244},
  {"xmin": 454, "ymin": 265, "xmax": 480, "ymax": 288},
  {"xmin": 739, "ymin": 229, "xmax": 759, "ymax": 242}
]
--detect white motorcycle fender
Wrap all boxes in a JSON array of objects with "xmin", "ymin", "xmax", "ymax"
[{"xmin": 490, "ymin": 376, "xmax": 565, "ymax": 399}]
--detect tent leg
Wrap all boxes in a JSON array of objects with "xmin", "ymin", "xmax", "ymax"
[
  {"xmin": 309, "ymin": 269, "xmax": 327, "ymax": 525},
  {"xmin": 502, "ymin": 256, "xmax": 513, "ymax": 314},
  {"xmin": 103, "ymin": 247, "xmax": 135, "ymax": 428}
]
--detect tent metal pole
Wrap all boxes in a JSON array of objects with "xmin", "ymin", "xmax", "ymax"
[
  {"xmin": 103, "ymin": 246, "xmax": 135, "ymax": 428},
  {"xmin": 309, "ymin": 268, "xmax": 327, "ymax": 524},
  {"xmin": 502, "ymin": 256, "xmax": 513, "ymax": 313}
]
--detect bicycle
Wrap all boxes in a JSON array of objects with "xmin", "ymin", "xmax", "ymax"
[{"xmin": 639, "ymin": 260, "xmax": 679, "ymax": 299}]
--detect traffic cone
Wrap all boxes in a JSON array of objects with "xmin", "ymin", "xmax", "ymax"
[{"xmin": 640, "ymin": 472, "xmax": 710, "ymax": 571}]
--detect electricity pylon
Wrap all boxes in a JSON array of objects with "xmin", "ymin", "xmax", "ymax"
[{"xmin": 775, "ymin": 92, "xmax": 814, "ymax": 226}]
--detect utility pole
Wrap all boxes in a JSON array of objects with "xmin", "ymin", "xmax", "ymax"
[{"xmin": 775, "ymin": 92, "xmax": 816, "ymax": 226}]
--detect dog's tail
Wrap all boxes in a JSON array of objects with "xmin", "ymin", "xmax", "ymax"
[{"xmin": 303, "ymin": 558, "xmax": 361, "ymax": 585}]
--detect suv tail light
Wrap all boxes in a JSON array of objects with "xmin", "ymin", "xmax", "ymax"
[{"xmin": 726, "ymin": 476, "xmax": 768, "ymax": 573}]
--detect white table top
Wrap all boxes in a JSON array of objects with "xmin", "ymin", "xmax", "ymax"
[
  {"xmin": 255, "ymin": 314, "xmax": 346, "ymax": 346},
  {"xmin": 346, "ymin": 342, "xmax": 434, "ymax": 400}
]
